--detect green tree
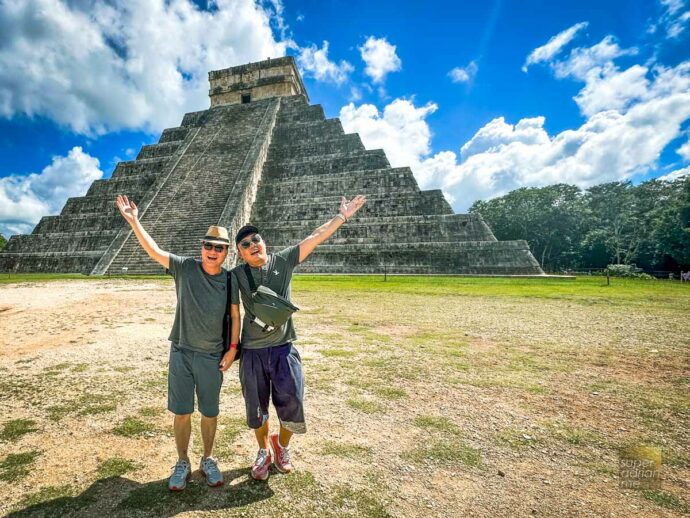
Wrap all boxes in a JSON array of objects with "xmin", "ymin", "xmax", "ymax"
[
  {"xmin": 470, "ymin": 184, "xmax": 585, "ymax": 271},
  {"xmin": 581, "ymin": 182, "xmax": 640, "ymax": 266},
  {"xmin": 0, "ymin": 234, "xmax": 6, "ymax": 253}
]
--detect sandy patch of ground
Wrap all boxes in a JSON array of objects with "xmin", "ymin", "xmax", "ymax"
[{"xmin": 0, "ymin": 278, "xmax": 687, "ymax": 517}]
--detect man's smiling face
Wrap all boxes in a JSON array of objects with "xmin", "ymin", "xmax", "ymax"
[
  {"xmin": 201, "ymin": 242, "xmax": 228, "ymax": 271},
  {"xmin": 237, "ymin": 233, "xmax": 268, "ymax": 267}
]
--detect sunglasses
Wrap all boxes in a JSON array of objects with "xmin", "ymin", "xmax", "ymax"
[
  {"xmin": 203, "ymin": 242, "xmax": 227, "ymax": 253},
  {"xmin": 239, "ymin": 234, "xmax": 263, "ymax": 249}
]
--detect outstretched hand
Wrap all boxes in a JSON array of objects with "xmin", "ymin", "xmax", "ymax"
[
  {"xmin": 116, "ymin": 195, "xmax": 138, "ymax": 225},
  {"xmin": 339, "ymin": 195, "xmax": 366, "ymax": 220}
]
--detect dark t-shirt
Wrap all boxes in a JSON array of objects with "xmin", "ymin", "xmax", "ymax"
[
  {"xmin": 167, "ymin": 254, "xmax": 227, "ymax": 354},
  {"xmin": 230, "ymin": 245, "xmax": 300, "ymax": 349}
]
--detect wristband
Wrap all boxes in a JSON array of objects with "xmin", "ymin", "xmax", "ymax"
[
  {"xmin": 229, "ymin": 343, "xmax": 238, "ymax": 350},
  {"xmin": 336, "ymin": 213, "xmax": 347, "ymax": 223}
]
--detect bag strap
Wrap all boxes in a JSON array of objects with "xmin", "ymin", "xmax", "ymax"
[
  {"xmin": 243, "ymin": 263, "xmax": 258, "ymax": 293},
  {"xmin": 222, "ymin": 270, "xmax": 232, "ymax": 353}
]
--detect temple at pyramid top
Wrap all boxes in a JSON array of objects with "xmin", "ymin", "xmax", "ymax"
[
  {"xmin": 0, "ymin": 56, "xmax": 544, "ymax": 276},
  {"xmin": 208, "ymin": 57, "xmax": 309, "ymax": 107}
]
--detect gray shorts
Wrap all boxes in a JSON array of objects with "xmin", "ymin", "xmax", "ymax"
[{"xmin": 167, "ymin": 343, "xmax": 223, "ymax": 417}]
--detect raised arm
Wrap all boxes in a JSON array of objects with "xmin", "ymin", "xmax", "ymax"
[
  {"xmin": 115, "ymin": 195, "xmax": 170, "ymax": 269},
  {"xmin": 298, "ymin": 195, "xmax": 366, "ymax": 263}
]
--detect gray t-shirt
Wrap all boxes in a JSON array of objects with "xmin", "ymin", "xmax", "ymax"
[
  {"xmin": 168, "ymin": 254, "xmax": 227, "ymax": 354},
  {"xmin": 230, "ymin": 245, "xmax": 300, "ymax": 349}
]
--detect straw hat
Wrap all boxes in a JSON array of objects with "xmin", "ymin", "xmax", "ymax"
[{"xmin": 201, "ymin": 225, "xmax": 230, "ymax": 246}]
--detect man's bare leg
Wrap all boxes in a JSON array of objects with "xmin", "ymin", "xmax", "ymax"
[
  {"xmin": 279, "ymin": 426, "xmax": 293, "ymax": 448},
  {"xmin": 255, "ymin": 419, "xmax": 270, "ymax": 450},
  {"xmin": 174, "ymin": 414, "xmax": 192, "ymax": 461},
  {"xmin": 200, "ymin": 415, "xmax": 217, "ymax": 458}
]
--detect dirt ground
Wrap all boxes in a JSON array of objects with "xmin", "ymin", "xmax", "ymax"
[{"xmin": 0, "ymin": 278, "xmax": 688, "ymax": 517}]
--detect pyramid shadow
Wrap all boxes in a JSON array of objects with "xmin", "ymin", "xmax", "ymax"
[{"xmin": 8, "ymin": 467, "xmax": 276, "ymax": 517}]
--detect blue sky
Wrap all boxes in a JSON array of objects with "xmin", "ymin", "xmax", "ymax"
[{"xmin": 1, "ymin": 0, "xmax": 689, "ymax": 237}]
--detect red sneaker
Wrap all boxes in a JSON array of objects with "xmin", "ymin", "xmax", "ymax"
[
  {"xmin": 251, "ymin": 448, "xmax": 272, "ymax": 481},
  {"xmin": 270, "ymin": 432, "xmax": 294, "ymax": 474}
]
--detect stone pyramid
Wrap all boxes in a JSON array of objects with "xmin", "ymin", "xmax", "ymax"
[{"xmin": 0, "ymin": 57, "xmax": 543, "ymax": 275}]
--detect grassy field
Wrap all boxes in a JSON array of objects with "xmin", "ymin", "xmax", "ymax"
[{"xmin": 0, "ymin": 275, "xmax": 688, "ymax": 517}]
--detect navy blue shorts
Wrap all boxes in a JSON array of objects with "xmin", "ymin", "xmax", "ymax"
[{"xmin": 239, "ymin": 342, "xmax": 306, "ymax": 434}]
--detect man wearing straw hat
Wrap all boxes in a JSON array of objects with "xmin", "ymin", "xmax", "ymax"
[{"xmin": 115, "ymin": 195, "xmax": 239, "ymax": 491}]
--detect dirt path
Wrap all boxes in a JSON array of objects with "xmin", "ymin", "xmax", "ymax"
[{"xmin": 0, "ymin": 279, "xmax": 687, "ymax": 517}]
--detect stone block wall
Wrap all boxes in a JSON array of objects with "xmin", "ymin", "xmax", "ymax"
[{"xmin": 247, "ymin": 95, "xmax": 543, "ymax": 275}]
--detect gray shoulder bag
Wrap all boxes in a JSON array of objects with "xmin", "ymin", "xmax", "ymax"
[{"xmin": 243, "ymin": 263, "xmax": 299, "ymax": 333}]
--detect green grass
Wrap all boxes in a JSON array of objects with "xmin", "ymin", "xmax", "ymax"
[
  {"xmin": 0, "ymin": 419, "xmax": 38, "ymax": 441},
  {"xmin": 0, "ymin": 451, "xmax": 40, "ymax": 482},
  {"xmin": 413, "ymin": 415, "xmax": 462, "ymax": 435},
  {"xmin": 319, "ymin": 348, "xmax": 357, "ymax": 358},
  {"xmin": 112, "ymin": 417, "xmax": 156, "ymax": 438},
  {"xmin": 320, "ymin": 440, "xmax": 372, "ymax": 458},
  {"xmin": 213, "ymin": 416, "xmax": 247, "ymax": 459},
  {"xmin": 292, "ymin": 275, "xmax": 690, "ymax": 310},
  {"xmin": 403, "ymin": 438, "xmax": 482, "ymax": 467},
  {"xmin": 332, "ymin": 484, "xmax": 392, "ymax": 518},
  {"xmin": 138, "ymin": 406, "xmax": 164, "ymax": 417},
  {"xmin": 96, "ymin": 457, "xmax": 140, "ymax": 479},
  {"xmin": 642, "ymin": 490, "xmax": 690, "ymax": 514},
  {"xmin": 346, "ymin": 398, "xmax": 385, "ymax": 414}
]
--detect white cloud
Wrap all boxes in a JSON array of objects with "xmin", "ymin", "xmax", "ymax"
[
  {"xmin": 522, "ymin": 22, "xmax": 588, "ymax": 72},
  {"xmin": 338, "ymin": 58, "xmax": 690, "ymax": 211},
  {"xmin": 677, "ymin": 136, "xmax": 690, "ymax": 160},
  {"xmin": 296, "ymin": 41, "xmax": 353, "ymax": 85},
  {"xmin": 448, "ymin": 61, "xmax": 478, "ymax": 83},
  {"xmin": 0, "ymin": 0, "xmax": 288, "ymax": 135},
  {"xmin": 552, "ymin": 36, "xmax": 638, "ymax": 81},
  {"xmin": 658, "ymin": 165, "xmax": 690, "ymax": 181},
  {"xmin": 0, "ymin": 147, "xmax": 103, "ymax": 236},
  {"xmin": 358, "ymin": 36, "xmax": 402, "ymax": 84},
  {"xmin": 340, "ymin": 99, "xmax": 439, "ymax": 185},
  {"xmin": 653, "ymin": 0, "xmax": 690, "ymax": 38},
  {"xmin": 533, "ymin": 35, "xmax": 646, "ymax": 117}
]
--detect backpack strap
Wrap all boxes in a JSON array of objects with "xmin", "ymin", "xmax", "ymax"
[
  {"xmin": 221, "ymin": 270, "xmax": 232, "ymax": 353},
  {"xmin": 243, "ymin": 263, "xmax": 258, "ymax": 293}
]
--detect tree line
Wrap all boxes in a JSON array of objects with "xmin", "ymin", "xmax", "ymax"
[{"xmin": 469, "ymin": 177, "xmax": 690, "ymax": 273}]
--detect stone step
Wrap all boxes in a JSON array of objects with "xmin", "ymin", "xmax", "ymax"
[
  {"xmin": 85, "ymin": 175, "xmax": 157, "ymax": 197},
  {"xmin": 63, "ymin": 193, "xmax": 143, "ymax": 215},
  {"xmin": 34, "ymin": 214, "xmax": 124, "ymax": 234},
  {"xmin": 4, "ymin": 230, "xmax": 119, "ymax": 254},
  {"xmin": 136, "ymin": 141, "xmax": 183, "ymax": 160},
  {"xmin": 181, "ymin": 110, "xmax": 209, "ymax": 127},
  {"xmin": 110, "ymin": 157, "xmax": 171, "ymax": 179},
  {"xmin": 159, "ymin": 127, "xmax": 191, "ymax": 143},
  {"xmin": 253, "ymin": 213, "xmax": 495, "ymax": 244},
  {"xmin": 267, "ymin": 134, "xmax": 364, "ymax": 161},
  {"xmin": 252, "ymin": 190, "xmax": 452, "ymax": 222},
  {"xmin": 265, "ymin": 241, "xmax": 543, "ymax": 275},
  {"xmin": 263, "ymin": 150, "xmax": 390, "ymax": 178},
  {"xmin": 275, "ymin": 104, "xmax": 325, "ymax": 124},
  {"xmin": 0, "ymin": 251, "xmax": 104, "ymax": 274},
  {"xmin": 256, "ymin": 167, "xmax": 419, "ymax": 199},
  {"xmin": 271, "ymin": 118, "xmax": 344, "ymax": 141}
]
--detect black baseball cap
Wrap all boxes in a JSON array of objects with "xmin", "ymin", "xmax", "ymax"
[{"xmin": 235, "ymin": 224, "xmax": 260, "ymax": 245}]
